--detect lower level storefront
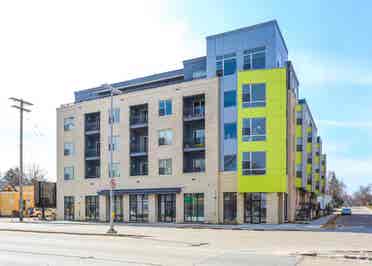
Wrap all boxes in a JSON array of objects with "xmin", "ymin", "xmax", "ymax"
[{"xmin": 60, "ymin": 188, "xmax": 287, "ymax": 224}]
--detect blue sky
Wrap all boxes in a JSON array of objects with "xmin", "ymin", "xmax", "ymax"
[{"xmin": 0, "ymin": 0, "xmax": 371, "ymax": 193}]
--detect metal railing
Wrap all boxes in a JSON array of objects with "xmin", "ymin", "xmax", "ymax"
[{"xmin": 183, "ymin": 107, "xmax": 205, "ymax": 119}]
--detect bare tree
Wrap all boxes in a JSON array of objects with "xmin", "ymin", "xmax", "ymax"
[
  {"xmin": 328, "ymin": 173, "xmax": 348, "ymax": 207},
  {"xmin": 353, "ymin": 184, "xmax": 372, "ymax": 206},
  {"xmin": 26, "ymin": 163, "xmax": 47, "ymax": 184}
]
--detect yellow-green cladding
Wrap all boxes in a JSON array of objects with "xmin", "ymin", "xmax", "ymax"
[{"xmin": 237, "ymin": 68, "xmax": 287, "ymax": 193}]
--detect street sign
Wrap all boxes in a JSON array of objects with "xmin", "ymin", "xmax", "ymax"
[{"xmin": 110, "ymin": 178, "xmax": 117, "ymax": 189}]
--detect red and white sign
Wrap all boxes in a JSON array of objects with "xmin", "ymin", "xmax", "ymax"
[{"xmin": 110, "ymin": 178, "xmax": 117, "ymax": 189}]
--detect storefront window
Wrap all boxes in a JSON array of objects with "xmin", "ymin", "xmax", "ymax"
[{"xmin": 184, "ymin": 193, "xmax": 204, "ymax": 222}]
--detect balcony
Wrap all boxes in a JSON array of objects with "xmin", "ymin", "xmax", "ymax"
[
  {"xmin": 307, "ymin": 158, "xmax": 312, "ymax": 164},
  {"xmin": 296, "ymin": 171, "xmax": 302, "ymax": 178},
  {"xmin": 183, "ymin": 151, "xmax": 205, "ymax": 173},
  {"xmin": 85, "ymin": 148, "xmax": 100, "ymax": 159},
  {"xmin": 183, "ymin": 107, "xmax": 205, "ymax": 121},
  {"xmin": 130, "ymin": 142, "xmax": 148, "ymax": 156},
  {"xmin": 130, "ymin": 113, "xmax": 148, "ymax": 128},
  {"xmin": 85, "ymin": 160, "xmax": 100, "ymax": 179},
  {"xmin": 296, "ymin": 145, "xmax": 303, "ymax": 152},
  {"xmin": 307, "ymin": 177, "xmax": 312, "ymax": 185},
  {"xmin": 184, "ymin": 137, "xmax": 205, "ymax": 152},
  {"xmin": 130, "ymin": 158, "xmax": 148, "ymax": 176},
  {"xmin": 85, "ymin": 112, "xmax": 100, "ymax": 132}
]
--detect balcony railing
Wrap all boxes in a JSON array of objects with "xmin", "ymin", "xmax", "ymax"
[
  {"xmin": 183, "ymin": 107, "xmax": 205, "ymax": 120},
  {"xmin": 130, "ymin": 143, "xmax": 148, "ymax": 154},
  {"xmin": 184, "ymin": 165, "xmax": 205, "ymax": 173},
  {"xmin": 184, "ymin": 138, "xmax": 205, "ymax": 150},
  {"xmin": 85, "ymin": 121, "xmax": 100, "ymax": 132},
  {"xmin": 130, "ymin": 113, "xmax": 148, "ymax": 126},
  {"xmin": 85, "ymin": 148, "xmax": 100, "ymax": 158}
]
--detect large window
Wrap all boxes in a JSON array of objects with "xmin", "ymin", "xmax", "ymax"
[
  {"xmin": 223, "ymin": 192, "xmax": 237, "ymax": 223},
  {"xmin": 224, "ymin": 123, "xmax": 237, "ymax": 140},
  {"xmin": 242, "ymin": 152, "xmax": 266, "ymax": 175},
  {"xmin": 64, "ymin": 142, "xmax": 74, "ymax": 156},
  {"xmin": 184, "ymin": 193, "xmax": 204, "ymax": 222},
  {"xmin": 158, "ymin": 194, "xmax": 176, "ymax": 223},
  {"xmin": 64, "ymin": 167, "xmax": 74, "ymax": 180},
  {"xmin": 242, "ymin": 118, "xmax": 266, "ymax": 141},
  {"xmin": 224, "ymin": 155, "xmax": 237, "ymax": 171},
  {"xmin": 64, "ymin": 196, "xmax": 74, "ymax": 220},
  {"xmin": 159, "ymin": 99, "xmax": 172, "ymax": 116},
  {"xmin": 158, "ymin": 129, "xmax": 173, "ymax": 146},
  {"xmin": 85, "ymin": 195, "xmax": 99, "ymax": 221},
  {"xmin": 216, "ymin": 53, "xmax": 236, "ymax": 76},
  {"xmin": 108, "ymin": 108, "xmax": 120, "ymax": 124},
  {"xmin": 243, "ymin": 47, "xmax": 265, "ymax": 70},
  {"xmin": 242, "ymin": 84, "xmax": 266, "ymax": 107},
  {"xmin": 244, "ymin": 193, "xmax": 267, "ymax": 223},
  {"xmin": 106, "ymin": 195, "xmax": 123, "ymax": 222},
  {"xmin": 64, "ymin": 117, "xmax": 75, "ymax": 131},
  {"xmin": 108, "ymin": 162, "xmax": 120, "ymax": 177},
  {"xmin": 224, "ymin": 90, "xmax": 236, "ymax": 107},
  {"xmin": 159, "ymin": 159, "xmax": 172, "ymax": 175},
  {"xmin": 129, "ymin": 194, "xmax": 149, "ymax": 222},
  {"xmin": 108, "ymin": 135, "xmax": 119, "ymax": 151}
]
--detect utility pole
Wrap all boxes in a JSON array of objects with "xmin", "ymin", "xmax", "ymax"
[
  {"xmin": 10, "ymin": 97, "xmax": 33, "ymax": 222},
  {"xmin": 101, "ymin": 84, "xmax": 121, "ymax": 234}
]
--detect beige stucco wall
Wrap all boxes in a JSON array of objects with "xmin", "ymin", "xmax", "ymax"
[{"xmin": 57, "ymin": 77, "xmax": 220, "ymax": 223}]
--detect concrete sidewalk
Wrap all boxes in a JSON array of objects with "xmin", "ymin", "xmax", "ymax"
[{"xmin": 0, "ymin": 214, "xmax": 336, "ymax": 237}]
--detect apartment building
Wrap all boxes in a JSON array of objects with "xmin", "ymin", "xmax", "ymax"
[
  {"xmin": 57, "ymin": 20, "xmax": 328, "ymax": 224},
  {"xmin": 295, "ymin": 99, "xmax": 328, "ymax": 220}
]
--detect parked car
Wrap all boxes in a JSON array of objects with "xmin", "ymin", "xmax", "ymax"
[{"xmin": 341, "ymin": 207, "xmax": 352, "ymax": 215}]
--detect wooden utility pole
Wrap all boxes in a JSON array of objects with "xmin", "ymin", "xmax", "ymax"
[{"xmin": 9, "ymin": 97, "xmax": 33, "ymax": 222}]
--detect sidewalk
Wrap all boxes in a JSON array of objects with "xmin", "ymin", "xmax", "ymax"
[{"xmin": 0, "ymin": 214, "xmax": 336, "ymax": 237}]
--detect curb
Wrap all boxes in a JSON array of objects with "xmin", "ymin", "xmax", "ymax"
[
  {"xmin": 0, "ymin": 228, "xmax": 149, "ymax": 238},
  {"xmin": 321, "ymin": 214, "xmax": 339, "ymax": 229}
]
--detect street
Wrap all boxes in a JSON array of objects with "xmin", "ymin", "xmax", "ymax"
[{"xmin": 0, "ymin": 207, "xmax": 370, "ymax": 265}]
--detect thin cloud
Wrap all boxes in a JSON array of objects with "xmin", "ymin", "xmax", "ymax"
[
  {"xmin": 318, "ymin": 120, "xmax": 372, "ymax": 128},
  {"xmin": 292, "ymin": 52, "xmax": 372, "ymax": 86}
]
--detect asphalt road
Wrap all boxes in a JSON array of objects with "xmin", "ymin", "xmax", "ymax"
[
  {"xmin": 0, "ymin": 208, "xmax": 370, "ymax": 266},
  {"xmin": 334, "ymin": 206, "xmax": 372, "ymax": 232}
]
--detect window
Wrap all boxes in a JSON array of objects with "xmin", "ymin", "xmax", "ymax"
[
  {"xmin": 243, "ymin": 47, "xmax": 265, "ymax": 70},
  {"xmin": 223, "ymin": 192, "xmax": 237, "ymax": 223},
  {"xmin": 242, "ymin": 152, "xmax": 266, "ymax": 175},
  {"xmin": 224, "ymin": 155, "xmax": 237, "ymax": 171},
  {"xmin": 192, "ymin": 158, "xmax": 205, "ymax": 172},
  {"xmin": 296, "ymin": 164, "xmax": 302, "ymax": 178},
  {"xmin": 223, "ymin": 58, "xmax": 236, "ymax": 76},
  {"xmin": 64, "ymin": 117, "xmax": 75, "ymax": 131},
  {"xmin": 129, "ymin": 194, "xmax": 149, "ymax": 222},
  {"xmin": 109, "ymin": 162, "xmax": 120, "ymax": 177},
  {"xmin": 296, "ymin": 137, "xmax": 303, "ymax": 151},
  {"xmin": 216, "ymin": 53, "xmax": 236, "ymax": 76},
  {"xmin": 242, "ymin": 118, "xmax": 266, "ymax": 141},
  {"xmin": 192, "ymin": 70, "xmax": 206, "ymax": 80},
  {"xmin": 159, "ymin": 99, "xmax": 172, "ymax": 116},
  {"xmin": 224, "ymin": 123, "xmax": 237, "ymax": 140},
  {"xmin": 242, "ymin": 84, "xmax": 266, "ymax": 107},
  {"xmin": 85, "ymin": 195, "xmax": 99, "ymax": 221},
  {"xmin": 108, "ymin": 135, "xmax": 119, "ymax": 151},
  {"xmin": 64, "ymin": 167, "xmax": 74, "ymax": 180},
  {"xmin": 64, "ymin": 142, "xmax": 74, "ymax": 156},
  {"xmin": 158, "ymin": 129, "xmax": 173, "ymax": 146},
  {"xmin": 184, "ymin": 193, "xmax": 204, "ymax": 222},
  {"xmin": 159, "ymin": 159, "xmax": 172, "ymax": 175},
  {"xmin": 109, "ymin": 108, "xmax": 120, "ymax": 124},
  {"xmin": 106, "ymin": 195, "xmax": 123, "ymax": 222},
  {"xmin": 64, "ymin": 196, "xmax": 74, "ymax": 220},
  {"xmin": 158, "ymin": 194, "xmax": 176, "ymax": 222},
  {"xmin": 244, "ymin": 193, "xmax": 267, "ymax": 223},
  {"xmin": 193, "ymin": 129, "xmax": 205, "ymax": 145},
  {"xmin": 224, "ymin": 90, "xmax": 236, "ymax": 107}
]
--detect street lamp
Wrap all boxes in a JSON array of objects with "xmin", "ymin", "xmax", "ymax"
[{"xmin": 101, "ymin": 84, "xmax": 121, "ymax": 234}]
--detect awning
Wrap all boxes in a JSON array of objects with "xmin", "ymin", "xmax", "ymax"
[{"xmin": 98, "ymin": 187, "xmax": 182, "ymax": 196}]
